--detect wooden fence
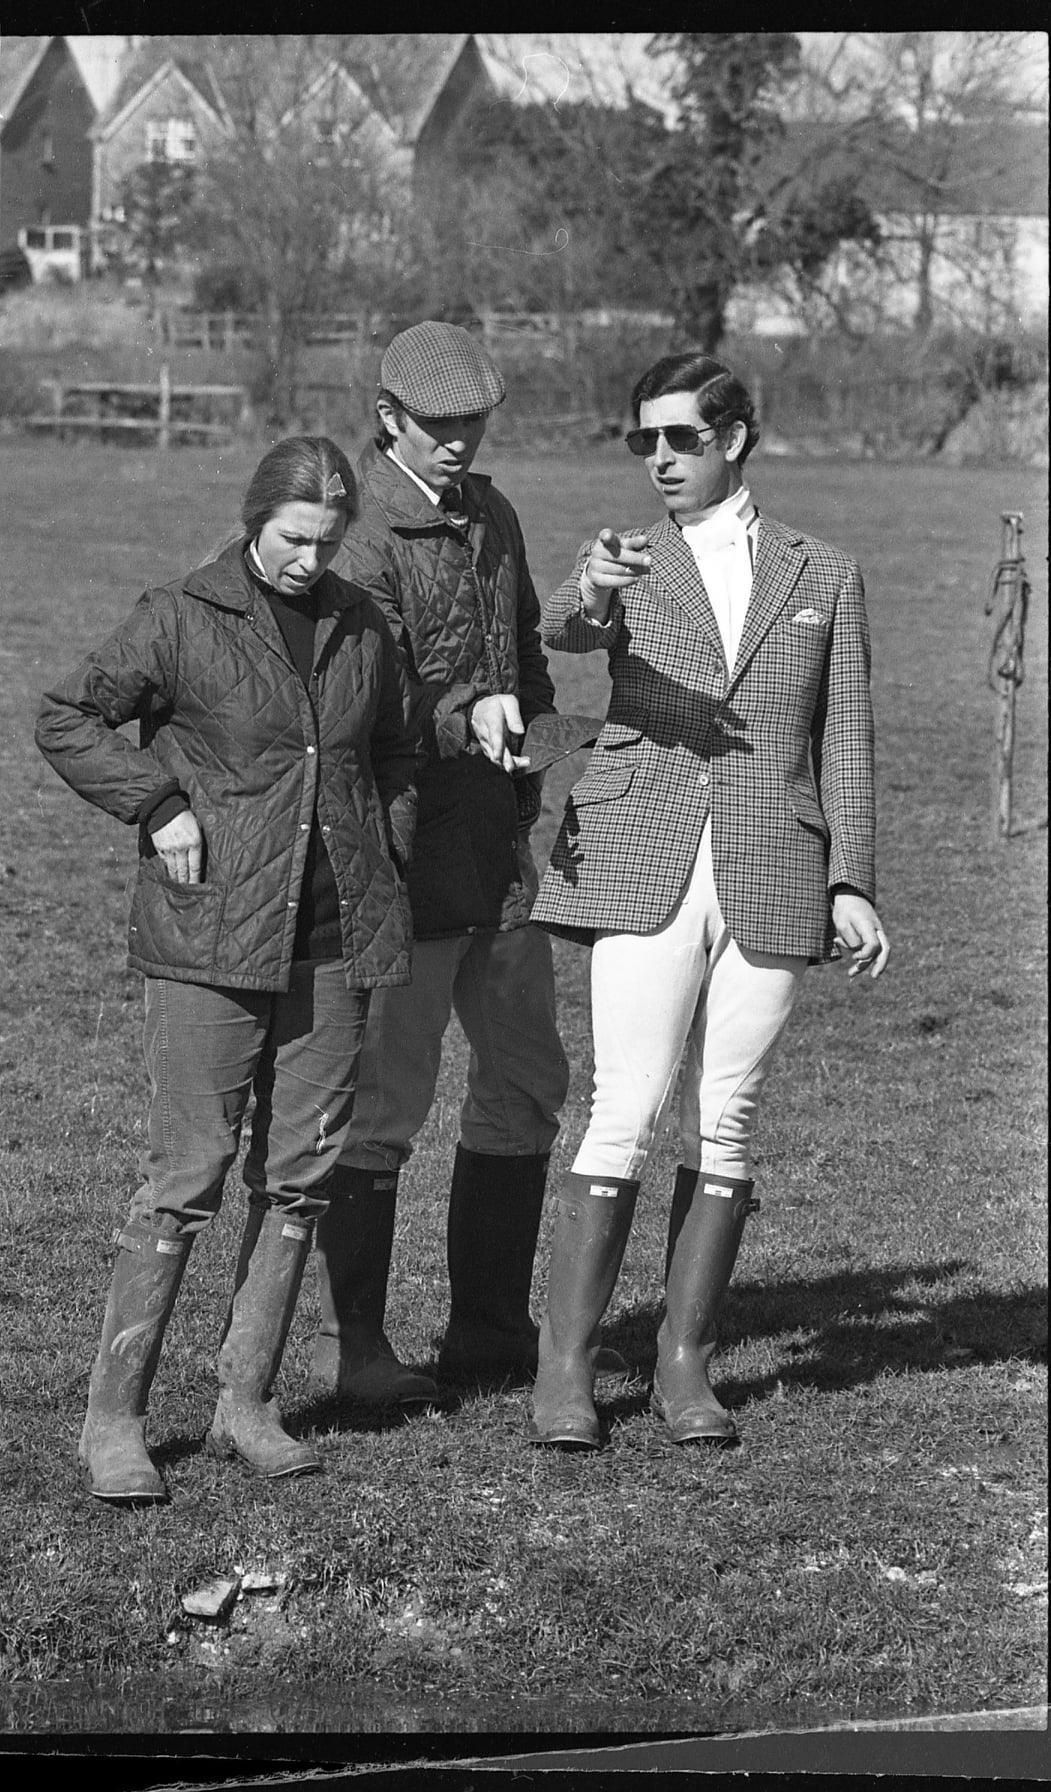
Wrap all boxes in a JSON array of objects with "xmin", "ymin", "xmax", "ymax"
[
  {"xmin": 27, "ymin": 366, "xmax": 251, "ymax": 445},
  {"xmin": 156, "ymin": 308, "xmax": 669, "ymax": 356}
]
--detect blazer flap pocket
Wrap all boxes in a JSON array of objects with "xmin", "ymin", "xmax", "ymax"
[
  {"xmin": 571, "ymin": 765, "xmax": 637, "ymax": 805},
  {"xmin": 787, "ymin": 776, "xmax": 830, "ymax": 838}
]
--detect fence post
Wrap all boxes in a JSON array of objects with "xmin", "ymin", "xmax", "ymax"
[
  {"xmin": 985, "ymin": 511, "xmax": 1030, "ymax": 841},
  {"xmin": 158, "ymin": 362, "xmax": 171, "ymax": 450}
]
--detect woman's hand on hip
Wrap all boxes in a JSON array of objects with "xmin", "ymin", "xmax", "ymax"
[
  {"xmin": 832, "ymin": 892, "xmax": 890, "ymax": 980},
  {"xmin": 152, "ymin": 810, "xmax": 204, "ymax": 884}
]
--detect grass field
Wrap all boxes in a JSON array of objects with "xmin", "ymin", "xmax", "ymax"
[{"xmin": 0, "ymin": 435, "xmax": 1046, "ymax": 1737}]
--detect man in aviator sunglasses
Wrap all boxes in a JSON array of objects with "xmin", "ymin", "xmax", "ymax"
[{"xmin": 528, "ymin": 351, "xmax": 890, "ymax": 1452}]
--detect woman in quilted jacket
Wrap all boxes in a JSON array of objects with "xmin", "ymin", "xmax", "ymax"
[{"xmin": 36, "ymin": 436, "xmax": 420, "ymax": 1503}]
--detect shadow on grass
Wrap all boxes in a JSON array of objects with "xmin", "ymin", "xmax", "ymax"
[
  {"xmin": 148, "ymin": 1263, "xmax": 1044, "ymax": 1458},
  {"xmin": 148, "ymin": 1396, "xmax": 433, "ymax": 1470},
  {"xmin": 596, "ymin": 1258, "xmax": 1047, "ymax": 1413}
]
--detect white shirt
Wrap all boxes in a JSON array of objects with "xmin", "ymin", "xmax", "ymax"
[
  {"xmin": 386, "ymin": 446, "xmax": 442, "ymax": 506},
  {"xmin": 681, "ymin": 487, "xmax": 759, "ymax": 674}
]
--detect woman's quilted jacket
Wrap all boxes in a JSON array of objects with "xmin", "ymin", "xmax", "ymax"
[{"xmin": 35, "ymin": 543, "xmax": 421, "ymax": 993}]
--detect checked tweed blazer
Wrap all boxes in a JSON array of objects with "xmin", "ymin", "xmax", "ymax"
[{"xmin": 530, "ymin": 510, "xmax": 876, "ymax": 961}]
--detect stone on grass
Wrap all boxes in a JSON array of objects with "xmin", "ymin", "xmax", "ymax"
[{"xmin": 181, "ymin": 1575, "xmax": 242, "ymax": 1621}]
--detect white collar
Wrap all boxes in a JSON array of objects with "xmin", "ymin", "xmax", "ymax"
[
  {"xmin": 386, "ymin": 446, "xmax": 443, "ymax": 506},
  {"xmin": 245, "ymin": 539, "xmax": 275, "ymax": 585},
  {"xmin": 680, "ymin": 487, "xmax": 756, "ymax": 548}
]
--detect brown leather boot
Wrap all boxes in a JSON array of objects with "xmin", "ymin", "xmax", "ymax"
[
  {"xmin": 529, "ymin": 1174, "xmax": 639, "ymax": 1449},
  {"xmin": 209, "ymin": 1202, "xmax": 321, "ymax": 1477},
  {"xmin": 79, "ymin": 1219, "xmax": 193, "ymax": 1503},
  {"xmin": 651, "ymin": 1167, "xmax": 760, "ymax": 1444},
  {"xmin": 309, "ymin": 1166, "xmax": 440, "ymax": 1407}
]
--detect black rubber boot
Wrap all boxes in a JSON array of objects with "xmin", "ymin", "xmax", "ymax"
[
  {"xmin": 79, "ymin": 1219, "xmax": 193, "ymax": 1503},
  {"xmin": 439, "ymin": 1146, "xmax": 630, "ymax": 1382},
  {"xmin": 309, "ymin": 1166, "xmax": 440, "ymax": 1407},
  {"xmin": 529, "ymin": 1174, "xmax": 639, "ymax": 1449},
  {"xmin": 437, "ymin": 1146, "xmax": 549, "ymax": 1378},
  {"xmin": 651, "ymin": 1167, "xmax": 760, "ymax": 1444},
  {"xmin": 209, "ymin": 1201, "xmax": 321, "ymax": 1477}
]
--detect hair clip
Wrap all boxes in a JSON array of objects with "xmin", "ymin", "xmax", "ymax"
[{"xmin": 325, "ymin": 472, "xmax": 348, "ymax": 500}]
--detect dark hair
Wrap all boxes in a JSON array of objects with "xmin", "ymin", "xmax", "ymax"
[
  {"xmin": 373, "ymin": 389, "xmax": 407, "ymax": 451},
  {"xmin": 241, "ymin": 436, "xmax": 357, "ymax": 540},
  {"xmin": 630, "ymin": 354, "xmax": 760, "ymax": 465}
]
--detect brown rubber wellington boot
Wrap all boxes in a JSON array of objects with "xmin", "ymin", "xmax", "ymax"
[
  {"xmin": 79, "ymin": 1220, "xmax": 193, "ymax": 1503},
  {"xmin": 651, "ymin": 1167, "xmax": 760, "ymax": 1444},
  {"xmin": 209, "ymin": 1202, "xmax": 321, "ymax": 1478},
  {"xmin": 438, "ymin": 1146, "xmax": 629, "ymax": 1382},
  {"xmin": 529, "ymin": 1174, "xmax": 639, "ymax": 1450},
  {"xmin": 308, "ymin": 1166, "xmax": 440, "ymax": 1407}
]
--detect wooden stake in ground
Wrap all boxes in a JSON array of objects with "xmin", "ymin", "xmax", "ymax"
[{"xmin": 985, "ymin": 511, "xmax": 1031, "ymax": 841}]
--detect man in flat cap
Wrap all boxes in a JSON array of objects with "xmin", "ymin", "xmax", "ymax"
[{"xmin": 308, "ymin": 321, "xmax": 621, "ymax": 1403}]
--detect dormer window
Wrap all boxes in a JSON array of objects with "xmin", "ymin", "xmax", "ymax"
[{"xmin": 41, "ymin": 131, "xmax": 55, "ymax": 167}]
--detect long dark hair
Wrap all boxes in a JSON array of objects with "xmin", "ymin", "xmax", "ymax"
[
  {"xmin": 241, "ymin": 436, "xmax": 357, "ymax": 539},
  {"xmin": 630, "ymin": 354, "xmax": 760, "ymax": 465}
]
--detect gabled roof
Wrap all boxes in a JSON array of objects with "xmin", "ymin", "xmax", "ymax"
[
  {"xmin": 90, "ymin": 41, "xmax": 229, "ymax": 141},
  {"xmin": 396, "ymin": 33, "xmax": 476, "ymax": 146},
  {"xmin": 1, "ymin": 34, "xmax": 92, "ymax": 133},
  {"xmin": 276, "ymin": 58, "xmax": 396, "ymax": 138}
]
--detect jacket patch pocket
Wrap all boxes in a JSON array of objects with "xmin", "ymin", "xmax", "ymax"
[{"xmin": 129, "ymin": 859, "xmax": 228, "ymax": 973}]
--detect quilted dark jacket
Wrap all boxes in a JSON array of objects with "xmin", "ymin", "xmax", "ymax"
[
  {"xmin": 35, "ymin": 543, "xmax": 420, "ymax": 993},
  {"xmin": 332, "ymin": 444, "xmax": 557, "ymax": 938}
]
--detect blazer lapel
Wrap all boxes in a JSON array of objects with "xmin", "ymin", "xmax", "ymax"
[
  {"xmin": 647, "ymin": 518, "xmax": 726, "ymax": 668},
  {"xmin": 727, "ymin": 518, "xmax": 808, "ymax": 693}
]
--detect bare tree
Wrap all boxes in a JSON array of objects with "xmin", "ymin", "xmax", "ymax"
[
  {"xmin": 190, "ymin": 35, "xmax": 408, "ymax": 423},
  {"xmin": 798, "ymin": 31, "xmax": 1049, "ymax": 335}
]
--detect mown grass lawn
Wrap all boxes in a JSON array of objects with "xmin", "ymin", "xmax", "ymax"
[{"xmin": 0, "ymin": 436, "xmax": 1046, "ymax": 1735}]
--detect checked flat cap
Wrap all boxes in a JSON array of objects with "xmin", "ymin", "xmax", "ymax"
[{"xmin": 380, "ymin": 321, "xmax": 506, "ymax": 416}]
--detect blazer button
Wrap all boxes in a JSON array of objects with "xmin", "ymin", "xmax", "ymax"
[{"xmin": 306, "ymin": 745, "xmax": 316, "ymax": 755}]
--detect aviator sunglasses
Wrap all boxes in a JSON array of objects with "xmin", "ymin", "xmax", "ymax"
[{"xmin": 624, "ymin": 424, "xmax": 717, "ymax": 457}]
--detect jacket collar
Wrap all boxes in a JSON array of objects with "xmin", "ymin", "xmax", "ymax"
[
  {"xmin": 182, "ymin": 539, "xmax": 354, "ymax": 619},
  {"xmin": 731, "ymin": 514, "xmax": 808, "ymax": 688},
  {"xmin": 645, "ymin": 512, "xmax": 809, "ymax": 687},
  {"xmin": 357, "ymin": 440, "xmax": 492, "ymax": 531}
]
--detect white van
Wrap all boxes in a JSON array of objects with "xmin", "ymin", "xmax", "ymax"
[{"xmin": 17, "ymin": 225, "xmax": 84, "ymax": 284}]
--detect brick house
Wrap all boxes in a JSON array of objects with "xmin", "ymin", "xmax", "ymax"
[
  {"xmin": 88, "ymin": 44, "xmax": 230, "ymax": 268},
  {"xmin": 0, "ymin": 36, "xmax": 96, "ymax": 257}
]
